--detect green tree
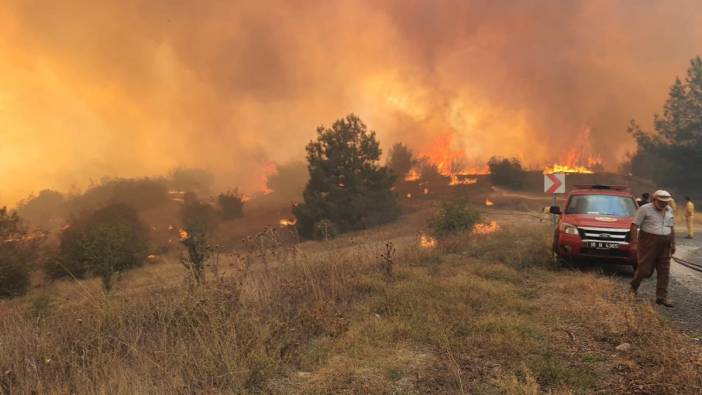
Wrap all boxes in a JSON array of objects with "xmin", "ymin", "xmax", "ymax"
[
  {"xmin": 488, "ymin": 157, "xmax": 527, "ymax": 189},
  {"xmin": 52, "ymin": 204, "xmax": 149, "ymax": 292},
  {"xmin": 628, "ymin": 56, "xmax": 702, "ymax": 193},
  {"xmin": 293, "ymin": 114, "xmax": 400, "ymax": 239},
  {"xmin": 0, "ymin": 208, "xmax": 37, "ymax": 298},
  {"xmin": 386, "ymin": 142, "xmax": 416, "ymax": 178}
]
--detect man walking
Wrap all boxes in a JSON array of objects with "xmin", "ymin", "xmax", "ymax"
[
  {"xmin": 685, "ymin": 196, "xmax": 695, "ymax": 239},
  {"xmin": 630, "ymin": 190, "xmax": 676, "ymax": 307}
]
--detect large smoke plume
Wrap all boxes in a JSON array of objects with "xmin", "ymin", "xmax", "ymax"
[{"xmin": 1, "ymin": 0, "xmax": 701, "ymax": 204}]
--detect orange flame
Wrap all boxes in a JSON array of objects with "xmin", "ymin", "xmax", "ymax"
[
  {"xmin": 485, "ymin": 198, "xmax": 494, "ymax": 207},
  {"xmin": 404, "ymin": 169, "xmax": 420, "ymax": 182},
  {"xmin": 406, "ymin": 193, "xmax": 412, "ymax": 199},
  {"xmin": 279, "ymin": 218, "xmax": 297, "ymax": 226},
  {"xmin": 544, "ymin": 127, "xmax": 603, "ymax": 174},
  {"xmin": 473, "ymin": 221, "xmax": 501, "ymax": 235},
  {"xmin": 419, "ymin": 234, "xmax": 437, "ymax": 248},
  {"xmin": 179, "ymin": 229, "xmax": 189, "ymax": 240}
]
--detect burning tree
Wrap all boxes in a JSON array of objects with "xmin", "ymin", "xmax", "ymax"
[
  {"xmin": 628, "ymin": 56, "xmax": 702, "ymax": 194},
  {"xmin": 294, "ymin": 114, "xmax": 400, "ymax": 239}
]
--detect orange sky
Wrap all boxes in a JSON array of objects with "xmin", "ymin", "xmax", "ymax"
[{"xmin": 2, "ymin": 1, "xmax": 701, "ymax": 206}]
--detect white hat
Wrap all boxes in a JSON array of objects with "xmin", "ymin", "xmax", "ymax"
[{"xmin": 653, "ymin": 190, "xmax": 672, "ymax": 202}]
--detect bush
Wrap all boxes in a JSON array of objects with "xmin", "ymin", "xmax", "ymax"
[
  {"xmin": 488, "ymin": 157, "xmax": 527, "ymax": 189},
  {"xmin": 52, "ymin": 204, "xmax": 149, "ymax": 291},
  {"xmin": 428, "ymin": 199, "xmax": 480, "ymax": 237},
  {"xmin": 217, "ymin": 190, "xmax": 245, "ymax": 220},
  {"xmin": 0, "ymin": 208, "xmax": 36, "ymax": 298},
  {"xmin": 293, "ymin": 114, "xmax": 400, "ymax": 238}
]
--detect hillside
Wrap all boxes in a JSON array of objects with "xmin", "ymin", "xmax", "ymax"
[{"xmin": 1, "ymin": 200, "xmax": 701, "ymax": 394}]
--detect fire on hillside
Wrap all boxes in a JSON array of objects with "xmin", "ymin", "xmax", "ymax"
[{"xmin": 543, "ymin": 127, "xmax": 603, "ymax": 174}]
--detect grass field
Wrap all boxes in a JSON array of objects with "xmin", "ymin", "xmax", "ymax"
[{"xmin": 1, "ymin": 205, "xmax": 701, "ymax": 394}]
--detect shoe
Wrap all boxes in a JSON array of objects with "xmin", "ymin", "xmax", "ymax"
[{"xmin": 656, "ymin": 298, "xmax": 674, "ymax": 308}]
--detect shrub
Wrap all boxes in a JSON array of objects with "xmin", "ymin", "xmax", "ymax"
[
  {"xmin": 428, "ymin": 199, "xmax": 480, "ymax": 237},
  {"xmin": 53, "ymin": 204, "xmax": 149, "ymax": 291},
  {"xmin": 217, "ymin": 189, "xmax": 245, "ymax": 220},
  {"xmin": 0, "ymin": 208, "xmax": 36, "ymax": 298},
  {"xmin": 488, "ymin": 157, "xmax": 527, "ymax": 189},
  {"xmin": 293, "ymin": 114, "xmax": 400, "ymax": 238}
]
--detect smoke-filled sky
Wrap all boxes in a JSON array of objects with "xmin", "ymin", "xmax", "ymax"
[{"xmin": 1, "ymin": 0, "xmax": 701, "ymax": 205}]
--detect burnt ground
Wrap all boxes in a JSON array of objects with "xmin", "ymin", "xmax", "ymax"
[{"xmin": 578, "ymin": 232, "xmax": 702, "ymax": 337}]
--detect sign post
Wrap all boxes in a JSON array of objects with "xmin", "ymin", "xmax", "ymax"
[{"xmin": 544, "ymin": 173, "xmax": 565, "ymax": 229}]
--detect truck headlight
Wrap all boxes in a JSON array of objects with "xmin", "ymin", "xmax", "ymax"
[{"xmin": 560, "ymin": 222, "xmax": 579, "ymax": 236}]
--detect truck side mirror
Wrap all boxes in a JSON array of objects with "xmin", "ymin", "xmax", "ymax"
[{"xmin": 549, "ymin": 206, "xmax": 562, "ymax": 215}]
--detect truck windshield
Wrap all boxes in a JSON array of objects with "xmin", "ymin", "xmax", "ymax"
[{"xmin": 565, "ymin": 194, "xmax": 637, "ymax": 217}]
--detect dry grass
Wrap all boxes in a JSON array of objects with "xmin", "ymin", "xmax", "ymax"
[{"xmin": 1, "ymin": 210, "xmax": 701, "ymax": 394}]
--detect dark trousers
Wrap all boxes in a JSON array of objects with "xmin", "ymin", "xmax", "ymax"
[{"xmin": 630, "ymin": 231, "xmax": 672, "ymax": 299}]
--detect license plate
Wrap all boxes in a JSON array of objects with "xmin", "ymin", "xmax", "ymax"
[{"xmin": 586, "ymin": 241, "xmax": 619, "ymax": 249}]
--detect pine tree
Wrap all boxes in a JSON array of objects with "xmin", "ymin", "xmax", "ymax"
[
  {"xmin": 629, "ymin": 56, "xmax": 702, "ymax": 194},
  {"xmin": 293, "ymin": 114, "xmax": 400, "ymax": 239}
]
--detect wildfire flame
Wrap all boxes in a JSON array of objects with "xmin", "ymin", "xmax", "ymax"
[
  {"xmin": 485, "ymin": 198, "xmax": 494, "ymax": 207},
  {"xmin": 406, "ymin": 193, "xmax": 412, "ymax": 199},
  {"xmin": 279, "ymin": 218, "xmax": 297, "ymax": 226},
  {"xmin": 423, "ymin": 188, "xmax": 429, "ymax": 195},
  {"xmin": 419, "ymin": 234, "xmax": 437, "ymax": 249},
  {"xmin": 405, "ymin": 131, "xmax": 490, "ymax": 183},
  {"xmin": 179, "ymin": 229, "xmax": 189, "ymax": 241},
  {"xmin": 544, "ymin": 127, "xmax": 603, "ymax": 174},
  {"xmin": 404, "ymin": 169, "xmax": 420, "ymax": 182},
  {"xmin": 473, "ymin": 221, "xmax": 501, "ymax": 235}
]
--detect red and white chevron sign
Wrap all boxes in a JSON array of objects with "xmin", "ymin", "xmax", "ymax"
[{"xmin": 544, "ymin": 173, "xmax": 565, "ymax": 194}]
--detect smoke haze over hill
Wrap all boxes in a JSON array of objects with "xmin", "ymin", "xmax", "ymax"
[{"xmin": 1, "ymin": 0, "xmax": 701, "ymax": 205}]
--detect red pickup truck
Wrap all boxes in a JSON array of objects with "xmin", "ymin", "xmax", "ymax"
[{"xmin": 550, "ymin": 185, "xmax": 638, "ymax": 269}]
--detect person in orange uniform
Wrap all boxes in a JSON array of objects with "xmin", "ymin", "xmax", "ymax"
[{"xmin": 685, "ymin": 196, "xmax": 695, "ymax": 239}]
